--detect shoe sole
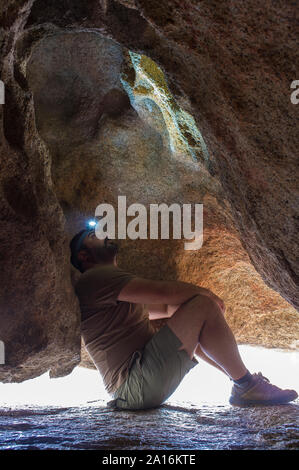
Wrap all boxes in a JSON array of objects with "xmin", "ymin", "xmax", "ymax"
[{"xmin": 229, "ymin": 395, "xmax": 298, "ymax": 407}]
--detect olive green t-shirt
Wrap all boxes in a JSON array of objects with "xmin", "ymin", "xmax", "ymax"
[{"xmin": 75, "ymin": 264, "xmax": 155, "ymax": 395}]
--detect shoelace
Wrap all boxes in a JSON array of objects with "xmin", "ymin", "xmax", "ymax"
[
  {"xmin": 253, "ymin": 372, "xmax": 282, "ymax": 391},
  {"xmin": 255, "ymin": 372, "xmax": 270, "ymax": 382}
]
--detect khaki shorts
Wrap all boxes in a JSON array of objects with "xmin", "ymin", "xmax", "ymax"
[{"xmin": 106, "ymin": 324, "xmax": 199, "ymax": 410}]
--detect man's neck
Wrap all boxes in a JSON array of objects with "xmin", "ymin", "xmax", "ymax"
[{"xmin": 84, "ymin": 258, "xmax": 117, "ymax": 271}]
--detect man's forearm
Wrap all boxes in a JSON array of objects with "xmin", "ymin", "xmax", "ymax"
[
  {"xmin": 163, "ymin": 283, "xmax": 225, "ymax": 314},
  {"xmin": 146, "ymin": 283, "xmax": 209, "ymax": 317},
  {"xmin": 118, "ymin": 276, "xmax": 224, "ymax": 312},
  {"xmin": 147, "ymin": 289, "xmax": 210, "ymax": 320},
  {"xmin": 167, "ymin": 304, "xmax": 181, "ymax": 317},
  {"xmin": 147, "ymin": 303, "xmax": 183, "ymax": 320},
  {"xmin": 147, "ymin": 303, "xmax": 168, "ymax": 320},
  {"xmin": 161, "ymin": 282, "xmax": 214, "ymax": 305}
]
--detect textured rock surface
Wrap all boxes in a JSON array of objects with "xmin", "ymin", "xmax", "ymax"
[
  {"xmin": 0, "ymin": 401, "xmax": 298, "ymax": 449},
  {"xmin": 26, "ymin": 32, "xmax": 298, "ymax": 369},
  {"xmin": 20, "ymin": 0, "xmax": 299, "ymax": 307},
  {"xmin": 0, "ymin": 6, "xmax": 82, "ymax": 382},
  {"xmin": 128, "ymin": 0, "xmax": 299, "ymax": 311},
  {"xmin": 0, "ymin": 1, "xmax": 298, "ymax": 381}
]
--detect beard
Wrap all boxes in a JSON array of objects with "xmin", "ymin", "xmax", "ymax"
[{"xmin": 93, "ymin": 241, "xmax": 119, "ymax": 263}]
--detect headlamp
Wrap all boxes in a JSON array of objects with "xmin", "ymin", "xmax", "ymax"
[
  {"xmin": 88, "ymin": 220, "xmax": 97, "ymax": 228},
  {"xmin": 72, "ymin": 220, "xmax": 104, "ymax": 270}
]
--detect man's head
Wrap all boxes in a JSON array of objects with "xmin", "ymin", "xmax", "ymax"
[{"xmin": 70, "ymin": 228, "xmax": 119, "ymax": 273}]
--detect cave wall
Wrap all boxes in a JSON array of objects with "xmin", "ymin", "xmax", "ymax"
[
  {"xmin": 19, "ymin": 0, "xmax": 299, "ymax": 308},
  {"xmin": 0, "ymin": 4, "xmax": 82, "ymax": 382},
  {"xmin": 27, "ymin": 31, "xmax": 298, "ymax": 355},
  {"xmin": 0, "ymin": 1, "xmax": 298, "ymax": 381}
]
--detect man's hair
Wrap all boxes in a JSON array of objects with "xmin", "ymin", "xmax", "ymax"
[{"xmin": 70, "ymin": 229, "xmax": 89, "ymax": 273}]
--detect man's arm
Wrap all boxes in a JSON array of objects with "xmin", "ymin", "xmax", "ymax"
[
  {"xmin": 118, "ymin": 278, "xmax": 225, "ymax": 313},
  {"xmin": 146, "ymin": 303, "xmax": 168, "ymax": 320},
  {"xmin": 146, "ymin": 303, "xmax": 182, "ymax": 320}
]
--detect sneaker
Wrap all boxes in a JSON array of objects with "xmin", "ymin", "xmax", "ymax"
[{"xmin": 229, "ymin": 372, "xmax": 298, "ymax": 406}]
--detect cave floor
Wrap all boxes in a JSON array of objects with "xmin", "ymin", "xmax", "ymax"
[
  {"xmin": 0, "ymin": 400, "xmax": 298, "ymax": 450},
  {"xmin": 1, "ymin": 346, "xmax": 299, "ymax": 449}
]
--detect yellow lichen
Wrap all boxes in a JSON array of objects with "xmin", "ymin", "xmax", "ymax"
[{"xmin": 121, "ymin": 51, "xmax": 209, "ymax": 163}]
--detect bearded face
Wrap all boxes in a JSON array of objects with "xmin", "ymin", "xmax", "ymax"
[{"xmin": 89, "ymin": 237, "xmax": 119, "ymax": 264}]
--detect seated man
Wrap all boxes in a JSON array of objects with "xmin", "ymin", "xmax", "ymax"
[{"xmin": 70, "ymin": 227, "xmax": 298, "ymax": 410}]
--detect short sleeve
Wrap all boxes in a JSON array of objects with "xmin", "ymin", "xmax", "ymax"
[{"xmin": 75, "ymin": 264, "xmax": 137, "ymax": 308}]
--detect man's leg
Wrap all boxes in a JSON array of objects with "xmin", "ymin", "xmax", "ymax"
[
  {"xmin": 190, "ymin": 301, "xmax": 229, "ymax": 375},
  {"xmin": 168, "ymin": 300, "xmax": 232, "ymax": 376},
  {"xmin": 111, "ymin": 294, "xmax": 297, "ymax": 410},
  {"xmin": 167, "ymin": 294, "xmax": 247, "ymax": 380},
  {"xmin": 167, "ymin": 294, "xmax": 298, "ymax": 405},
  {"xmin": 195, "ymin": 344, "xmax": 228, "ymax": 375}
]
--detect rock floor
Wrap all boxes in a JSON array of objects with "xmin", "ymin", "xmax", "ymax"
[{"xmin": 0, "ymin": 400, "xmax": 298, "ymax": 450}]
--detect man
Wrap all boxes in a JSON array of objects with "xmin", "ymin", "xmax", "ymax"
[{"xmin": 70, "ymin": 227, "xmax": 298, "ymax": 410}]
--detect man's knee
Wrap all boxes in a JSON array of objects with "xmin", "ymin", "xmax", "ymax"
[
  {"xmin": 170, "ymin": 294, "xmax": 221, "ymax": 328},
  {"xmin": 183, "ymin": 293, "xmax": 220, "ymax": 314}
]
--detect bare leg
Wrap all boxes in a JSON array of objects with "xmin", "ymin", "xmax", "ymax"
[
  {"xmin": 167, "ymin": 294, "xmax": 247, "ymax": 380},
  {"xmin": 195, "ymin": 344, "xmax": 228, "ymax": 375},
  {"xmin": 168, "ymin": 302, "xmax": 228, "ymax": 375}
]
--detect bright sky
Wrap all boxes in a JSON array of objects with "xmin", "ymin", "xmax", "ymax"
[{"xmin": 0, "ymin": 346, "xmax": 298, "ymax": 408}]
